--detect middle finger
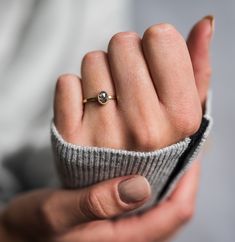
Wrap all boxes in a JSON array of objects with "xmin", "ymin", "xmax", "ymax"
[{"xmin": 108, "ymin": 32, "xmax": 163, "ymax": 150}]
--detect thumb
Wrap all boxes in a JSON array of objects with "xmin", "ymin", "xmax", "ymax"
[
  {"xmin": 187, "ymin": 15, "xmax": 215, "ymax": 105},
  {"xmin": 75, "ymin": 175, "xmax": 151, "ymax": 220},
  {"xmin": 40, "ymin": 176, "xmax": 151, "ymax": 233}
]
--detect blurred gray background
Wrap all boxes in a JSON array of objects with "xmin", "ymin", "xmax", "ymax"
[
  {"xmin": 0, "ymin": 0, "xmax": 234, "ymax": 241},
  {"xmin": 134, "ymin": 1, "xmax": 234, "ymax": 241}
]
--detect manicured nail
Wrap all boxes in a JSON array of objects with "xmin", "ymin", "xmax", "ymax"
[
  {"xmin": 118, "ymin": 176, "xmax": 151, "ymax": 204},
  {"xmin": 204, "ymin": 15, "xmax": 215, "ymax": 33}
]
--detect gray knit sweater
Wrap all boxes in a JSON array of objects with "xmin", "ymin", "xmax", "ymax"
[{"xmin": 51, "ymin": 98, "xmax": 212, "ymax": 213}]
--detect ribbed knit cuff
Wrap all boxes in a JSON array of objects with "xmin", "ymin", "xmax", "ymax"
[{"xmin": 51, "ymin": 95, "xmax": 212, "ymax": 213}]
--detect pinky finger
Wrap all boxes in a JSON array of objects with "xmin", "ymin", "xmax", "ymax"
[{"xmin": 54, "ymin": 74, "xmax": 83, "ymax": 142}]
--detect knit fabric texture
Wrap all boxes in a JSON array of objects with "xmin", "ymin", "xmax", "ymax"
[{"xmin": 51, "ymin": 97, "xmax": 212, "ymax": 213}]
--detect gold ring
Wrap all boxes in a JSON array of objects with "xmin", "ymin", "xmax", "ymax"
[{"xmin": 83, "ymin": 91, "xmax": 116, "ymax": 105}]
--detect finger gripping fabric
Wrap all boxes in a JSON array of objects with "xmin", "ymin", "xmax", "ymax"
[
  {"xmin": 51, "ymin": 99, "xmax": 212, "ymax": 213},
  {"xmin": 51, "ymin": 125, "xmax": 190, "ymax": 188}
]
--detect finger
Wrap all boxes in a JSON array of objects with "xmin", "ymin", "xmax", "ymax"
[
  {"xmin": 113, "ymin": 161, "xmax": 200, "ymax": 242},
  {"xmin": 39, "ymin": 176, "xmax": 150, "ymax": 233},
  {"xmin": 187, "ymin": 16, "xmax": 214, "ymax": 105},
  {"xmin": 54, "ymin": 74, "xmax": 83, "ymax": 143},
  {"xmin": 108, "ymin": 32, "xmax": 162, "ymax": 150},
  {"xmin": 142, "ymin": 24, "xmax": 200, "ymax": 109},
  {"xmin": 81, "ymin": 50, "xmax": 116, "ymax": 110},
  {"xmin": 3, "ymin": 176, "xmax": 150, "ymax": 236},
  {"xmin": 56, "ymin": 163, "xmax": 199, "ymax": 242},
  {"xmin": 56, "ymin": 221, "xmax": 115, "ymax": 242},
  {"xmin": 167, "ymin": 160, "xmax": 200, "ymax": 212},
  {"xmin": 80, "ymin": 50, "xmax": 125, "ymax": 148},
  {"xmin": 142, "ymin": 24, "xmax": 202, "ymax": 137}
]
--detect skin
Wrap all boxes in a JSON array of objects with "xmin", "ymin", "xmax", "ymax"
[{"xmin": 0, "ymin": 16, "xmax": 213, "ymax": 242}]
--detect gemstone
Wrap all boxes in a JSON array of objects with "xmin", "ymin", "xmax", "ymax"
[{"xmin": 98, "ymin": 91, "xmax": 109, "ymax": 104}]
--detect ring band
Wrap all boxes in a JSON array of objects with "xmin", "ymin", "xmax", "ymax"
[{"xmin": 83, "ymin": 91, "xmax": 116, "ymax": 105}]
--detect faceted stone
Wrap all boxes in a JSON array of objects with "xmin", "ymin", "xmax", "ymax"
[{"xmin": 98, "ymin": 91, "xmax": 108, "ymax": 104}]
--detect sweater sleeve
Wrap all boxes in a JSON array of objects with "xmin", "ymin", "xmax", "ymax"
[{"xmin": 51, "ymin": 95, "xmax": 212, "ymax": 213}]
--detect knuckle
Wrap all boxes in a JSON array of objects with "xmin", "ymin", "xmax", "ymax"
[
  {"xmin": 204, "ymin": 66, "xmax": 212, "ymax": 80},
  {"xmin": 93, "ymin": 129, "xmax": 122, "ymax": 149},
  {"xmin": 131, "ymin": 123, "xmax": 161, "ymax": 151},
  {"xmin": 137, "ymin": 133, "xmax": 159, "ymax": 151},
  {"xmin": 176, "ymin": 203, "xmax": 195, "ymax": 224},
  {"xmin": 109, "ymin": 31, "xmax": 140, "ymax": 48},
  {"xmin": 177, "ymin": 113, "xmax": 201, "ymax": 137},
  {"xmin": 56, "ymin": 74, "xmax": 77, "ymax": 92},
  {"xmin": 39, "ymin": 193, "xmax": 60, "ymax": 234},
  {"xmin": 194, "ymin": 65, "xmax": 212, "ymax": 81},
  {"xmin": 173, "ymin": 104, "xmax": 202, "ymax": 137},
  {"xmin": 144, "ymin": 23, "xmax": 177, "ymax": 40},
  {"xmin": 83, "ymin": 189, "xmax": 110, "ymax": 219},
  {"xmin": 82, "ymin": 50, "xmax": 106, "ymax": 64}
]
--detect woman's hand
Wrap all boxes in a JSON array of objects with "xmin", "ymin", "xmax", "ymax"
[
  {"xmin": 0, "ymin": 162, "xmax": 200, "ymax": 242},
  {"xmin": 55, "ymin": 26, "xmax": 201, "ymax": 151},
  {"xmin": 54, "ymin": 17, "xmax": 213, "ymax": 153},
  {"xmin": 0, "ymin": 16, "xmax": 213, "ymax": 242},
  {"xmin": 0, "ymin": 162, "xmax": 198, "ymax": 242}
]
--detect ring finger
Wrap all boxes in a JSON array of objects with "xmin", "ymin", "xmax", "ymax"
[{"xmin": 81, "ymin": 51, "xmax": 122, "ymax": 148}]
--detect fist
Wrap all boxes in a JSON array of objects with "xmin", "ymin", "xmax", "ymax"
[
  {"xmin": 54, "ymin": 23, "xmax": 208, "ymax": 151},
  {"xmin": 0, "ymin": 18, "xmax": 213, "ymax": 242}
]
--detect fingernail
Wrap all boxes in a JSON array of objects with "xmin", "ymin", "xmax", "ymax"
[
  {"xmin": 118, "ymin": 176, "xmax": 151, "ymax": 204},
  {"xmin": 203, "ymin": 15, "xmax": 215, "ymax": 34}
]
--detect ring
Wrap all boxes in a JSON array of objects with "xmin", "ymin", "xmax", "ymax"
[{"xmin": 83, "ymin": 91, "xmax": 116, "ymax": 105}]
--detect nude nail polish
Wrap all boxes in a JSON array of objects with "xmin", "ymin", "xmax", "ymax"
[
  {"xmin": 204, "ymin": 15, "xmax": 215, "ymax": 33},
  {"xmin": 118, "ymin": 176, "xmax": 151, "ymax": 204}
]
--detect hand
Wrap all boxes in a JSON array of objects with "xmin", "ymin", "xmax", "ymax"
[
  {"xmin": 0, "ymin": 16, "xmax": 213, "ymax": 242},
  {"xmin": 0, "ymin": 162, "xmax": 199, "ymax": 242},
  {"xmin": 54, "ymin": 17, "xmax": 213, "ymax": 152}
]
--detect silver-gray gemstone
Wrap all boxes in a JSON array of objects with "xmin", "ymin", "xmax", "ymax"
[{"xmin": 98, "ymin": 91, "xmax": 108, "ymax": 104}]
